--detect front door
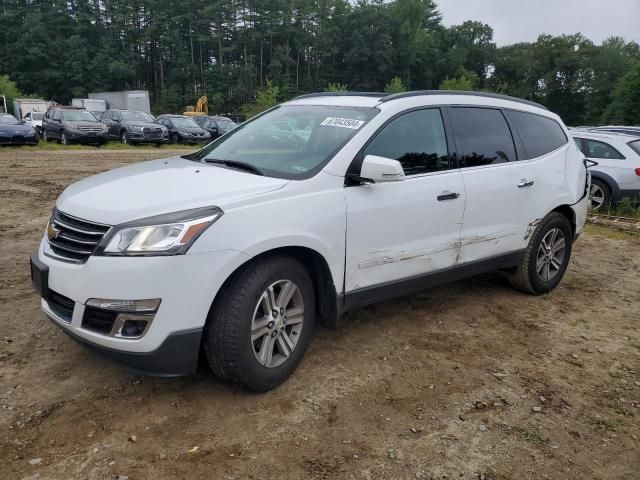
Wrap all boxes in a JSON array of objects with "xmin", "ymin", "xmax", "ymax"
[{"xmin": 345, "ymin": 108, "xmax": 465, "ymax": 293}]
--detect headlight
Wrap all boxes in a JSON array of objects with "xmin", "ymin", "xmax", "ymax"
[
  {"xmin": 99, "ymin": 206, "xmax": 223, "ymax": 256},
  {"xmin": 130, "ymin": 125, "xmax": 144, "ymax": 132}
]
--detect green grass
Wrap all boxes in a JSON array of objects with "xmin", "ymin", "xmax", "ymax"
[
  {"xmin": 594, "ymin": 197, "xmax": 640, "ymax": 219},
  {"xmin": 584, "ymin": 224, "xmax": 640, "ymax": 242},
  {"xmin": 2, "ymin": 141, "xmax": 197, "ymax": 151},
  {"xmin": 590, "ymin": 416, "xmax": 623, "ymax": 432},
  {"xmin": 510, "ymin": 426, "xmax": 549, "ymax": 446}
]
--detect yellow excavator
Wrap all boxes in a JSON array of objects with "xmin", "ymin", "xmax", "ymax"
[{"xmin": 183, "ymin": 96, "xmax": 208, "ymax": 116}]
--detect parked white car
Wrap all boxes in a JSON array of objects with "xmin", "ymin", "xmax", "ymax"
[
  {"xmin": 31, "ymin": 91, "xmax": 589, "ymax": 391},
  {"xmin": 571, "ymin": 130, "xmax": 640, "ymax": 210},
  {"xmin": 22, "ymin": 111, "xmax": 44, "ymax": 136}
]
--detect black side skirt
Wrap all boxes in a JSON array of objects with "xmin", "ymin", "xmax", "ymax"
[{"xmin": 343, "ymin": 250, "xmax": 524, "ymax": 312}]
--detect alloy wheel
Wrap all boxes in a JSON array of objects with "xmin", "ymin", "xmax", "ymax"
[
  {"xmin": 589, "ymin": 184, "xmax": 605, "ymax": 210},
  {"xmin": 251, "ymin": 279, "xmax": 304, "ymax": 368},
  {"xmin": 536, "ymin": 228, "xmax": 566, "ymax": 282}
]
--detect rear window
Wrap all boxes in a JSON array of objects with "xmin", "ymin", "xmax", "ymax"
[
  {"xmin": 629, "ymin": 140, "xmax": 640, "ymax": 155},
  {"xmin": 507, "ymin": 110, "xmax": 567, "ymax": 159}
]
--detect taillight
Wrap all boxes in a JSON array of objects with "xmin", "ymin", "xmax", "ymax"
[{"xmin": 636, "ymin": 168, "xmax": 640, "ymax": 176}]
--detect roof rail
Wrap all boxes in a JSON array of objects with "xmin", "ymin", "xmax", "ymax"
[
  {"xmin": 292, "ymin": 92, "xmax": 387, "ymax": 100},
  {"xmin": 379, "ymin": 90, "xmax": 548, "ymax": 110}
]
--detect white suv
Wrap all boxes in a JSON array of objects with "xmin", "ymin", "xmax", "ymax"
[{"xmin": 31, "ymin": 91, "xmax": 589, "ymax": 391}]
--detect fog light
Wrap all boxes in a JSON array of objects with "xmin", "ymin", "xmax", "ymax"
[{"xmin": 120, "ymin": 319, "xmax": 149, "ymax": 338}]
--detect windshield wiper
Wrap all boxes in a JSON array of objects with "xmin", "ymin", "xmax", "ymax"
[{"xmin": 203, "ymin": 159, "xmax": 265, "ymax": 176}]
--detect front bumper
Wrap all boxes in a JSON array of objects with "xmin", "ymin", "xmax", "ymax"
[
  {"xmin": 65, "ymin": 131, "xmax": 108, "ymax": 143},
  {"xmin": 128, "ymin": 131, "xmax": 166, "ymax": 144},
  {"xmin": 0, "ymin": 134, "xmax": 38, "ymax": 145},
  {"xmin": 32, "ymin": 240, "xmax": 249, "ymax": 376}
]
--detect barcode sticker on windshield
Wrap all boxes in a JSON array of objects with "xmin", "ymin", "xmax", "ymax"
[{"xmin": 320, "ymin": 117, "xmax": 365, "ymax": 129}]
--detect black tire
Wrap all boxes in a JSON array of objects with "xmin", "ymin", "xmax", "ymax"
[
  {"xmin": 171, "ymin": 132, "xmax": 179, "ymax": 144},
  {"xmin": 203, "ymin": 256, "xmax": 315, "ymax": 392},
  {"xmin": 42, "ymin": 129, "xmax": 48, "ymax": 142},
  {"xmin": 589, "ymin": 179, "xmax": 612, "ymax": 212},
  {"xmin": 60, "ymin": 131, "xmax": 68, "ymax": 145},
  {"xmin": 508, "ymin": 212, "xmax": 573, "ymax": 295},
  {"xmin": 121, "ymin": 130, "xmax": 128, "ymax": 145}
]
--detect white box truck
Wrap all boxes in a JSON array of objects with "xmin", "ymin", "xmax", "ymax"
[
  {"xmin": 72, "ymin": 98, "xmax": 107, "ymax": 117},
  {"xmin": 88, "ymin": 90, "xmax": 151, "ymax": 113},
  {"xmin": 13, "ymin": 99, "xmax": 48, "ymax": 120}
]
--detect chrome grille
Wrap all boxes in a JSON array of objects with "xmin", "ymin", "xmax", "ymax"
[
  {"xmin": 47, "ymin": 209, "xmax": 111, "ymax": 263},
  {"xmin": 77, "ymin": 126, "xmax": 102, "ymax": 132}
]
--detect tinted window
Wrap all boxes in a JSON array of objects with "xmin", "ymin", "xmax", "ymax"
[
  {"xmin": 578, "ymin": 139, "xmax": 625, "ymax": 159},
  {"xmin": 507, "ymin": 110, "xmax": 567, "ymax": 159},
  {"xmin": 449, "ymin": 107, "xmax": 516, "ymax": 167},
  {"xmin": 364, "ymin": 109, "xmax": 449, "ymax": 175},
  {"xmin": 629, "ymin": 140, "xmax": 640, "ymax": 155},
  {"xmin": 52, "ymin": 110, "xmax": 61, "ymax": 121}
]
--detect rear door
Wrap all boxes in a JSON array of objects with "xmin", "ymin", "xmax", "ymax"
[
  {"xmin": 345, "ymin": 108, "xmax": 465, "ymax": 293},
  {"xmin": 448, "ymin": 106, "xmax": 537, "ymax": 264}
]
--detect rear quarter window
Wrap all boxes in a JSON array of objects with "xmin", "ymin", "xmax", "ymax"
[
  {"xmin": 506, "ymin": 110, "xmax": 568, "ymax": 159},
  {"xmin": 629, "ymin": 140, "xmax": 640, "ymax": 155}
]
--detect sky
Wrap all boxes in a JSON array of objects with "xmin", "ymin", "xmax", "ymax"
[{"xmin": 436, "ymin": 0, "xmax": 640, "ymax": 46}]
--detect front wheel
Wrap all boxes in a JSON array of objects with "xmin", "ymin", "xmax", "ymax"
[
  {"xmin": 508, "ymin": 212, "xmax": 573, "ymax": 295},
  {"xmin": 60, "ymin": 132, "xmax": 68, "ymax": 145},
  {"xmin": 121, "ymin": 131, "xmax": 128, "ymax": 145},
  {"xmin": 204, "ymin": 256, "xmax": 315, "ymax": 391},
  {"xmin": 170, "ymin": 132, "xmax": 179, "ymax": 144}
]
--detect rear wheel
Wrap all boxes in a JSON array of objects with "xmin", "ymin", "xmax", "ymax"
[
  {"xmin": 204, "ymin": 256, "xmax": 315, "ymax": 391},
  {"xmin": 508, "ymin": 212, "xmax": 573, "ymax": 295},
  {"xmin": 589, "ymin": 179, "xmax": 611, "ymax": 212}
]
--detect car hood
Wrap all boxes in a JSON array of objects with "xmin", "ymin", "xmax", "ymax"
[
  {"xmin": 123, "ymin": 121, "xmax": 161, "ymax": 129},
  {"xmin": 65, "ymin": 121, "xmax": 104, "ymax": 128},
  {"xmin": 0, "ymin": 123, "xmax": 35, "ymax": 134},
  {"xmin": 56, "ymin": 156, "xmax": 289, "ymax": 225},
  {"xmin": 179, "ymin": 127, "xmax": 207, "ymax": 134}
]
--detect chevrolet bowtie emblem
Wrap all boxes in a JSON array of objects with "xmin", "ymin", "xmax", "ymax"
[{"xmin": 47, "ymin": 222, "xmax": 60, "ymax": 240}]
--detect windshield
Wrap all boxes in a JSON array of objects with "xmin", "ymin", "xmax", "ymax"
[
  {"xmin": 121, "ymin": 111, "xmax": 154, "ymax": 122},
  {"xmin": 32, "ymin": 113, "xmax": 44, "ymax": 121},
  {"xmin": 171, "ymin": 117, "xmax": 200, "ymax": 129},
  {"xmin": 193, "ymin": 105, "xmax": 377, "ymax": 179},
  {"xmin": 61, "ymin": 110, "xmax": 97, "ymax": 122},
  {"xmin": 0, "ymin": 114, "xmax": 19, "ymax": 125},
  {"xmin": 629, "ymin": 140, "xmax": 640, "ymax": 155}
]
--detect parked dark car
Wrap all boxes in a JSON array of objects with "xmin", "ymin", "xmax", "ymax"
[
  {"xmin": 191, "ymin": 115, "xmax": 237, "ymax": 140},
  {"xmin": 0, "ymin": 113, "xmax": 38, "ymax": 145},
  {"xmin": 101, "ymin": 109, "xmax": 167, "ymax": 145},
  {"xmin": 155, "ymin": 115, "xmax": 210, "ymax": 144},
  {"xmin": 42, "ymin": 108, "xmax": 108, "ymax": 145}
]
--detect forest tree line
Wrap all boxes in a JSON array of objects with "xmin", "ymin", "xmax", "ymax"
[{"xmin": 1, "ymin": 0, "xmax": 639, "ymax": 125}]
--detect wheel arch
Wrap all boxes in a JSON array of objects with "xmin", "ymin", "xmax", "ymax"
[
  {"xmin": 210, "ymin": 246, "xmax": 340, "ymax": 330},
  {"xmin": 552, "ymin": 204, "xmax": 577, "ymax": 238},
  {"xmin": 590, "ymin": 171, "xmax": 619, "ymax": 197}
]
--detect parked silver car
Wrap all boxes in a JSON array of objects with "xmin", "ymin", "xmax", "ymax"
[{"xmin": 571, "ymin": 130, "xmax": 640, "ymax": 210}]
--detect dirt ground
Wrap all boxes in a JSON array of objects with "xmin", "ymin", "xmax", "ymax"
[{"xmin": 0, "ymin": 148, "xmax": 638, "ymax": 480}]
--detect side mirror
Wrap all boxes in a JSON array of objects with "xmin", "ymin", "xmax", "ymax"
[{"xmin": 355, "ymin": 155, "xmax": 405, "ymax": 184}]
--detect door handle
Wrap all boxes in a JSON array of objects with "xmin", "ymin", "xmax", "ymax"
[
  {"xmin": 437, "ymin": 192, "xmax": 460, "ymax": 201},
  {"xmin": 518, "ymin": 180, "xmax": 534, "ymax": 188}
]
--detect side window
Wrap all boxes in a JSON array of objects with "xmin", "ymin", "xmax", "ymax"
[
  {"xmin": 103, "ymin": 111, "xmax": 111, "ymax": 121},
  {"xmin": 449, "ymin": 107, "xmax": 516, "ymax": 167},
  {"xmin": 52, "ymin": 110, "xmax": 61, "ymax": 121},
  {"xmin": 581, "ymin": 139, "xmax": 625, "ymax": 159},
  {"xmin": 573, "ymin": 138, "xmax": 584, "ymax": 154},
  {"xmin": 364, "ymin": 108, "xmax": 449, "ymax": 175},
  {"xmin": 507, "ymin": 110, "xmax": 568, "ymax": 159}
]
